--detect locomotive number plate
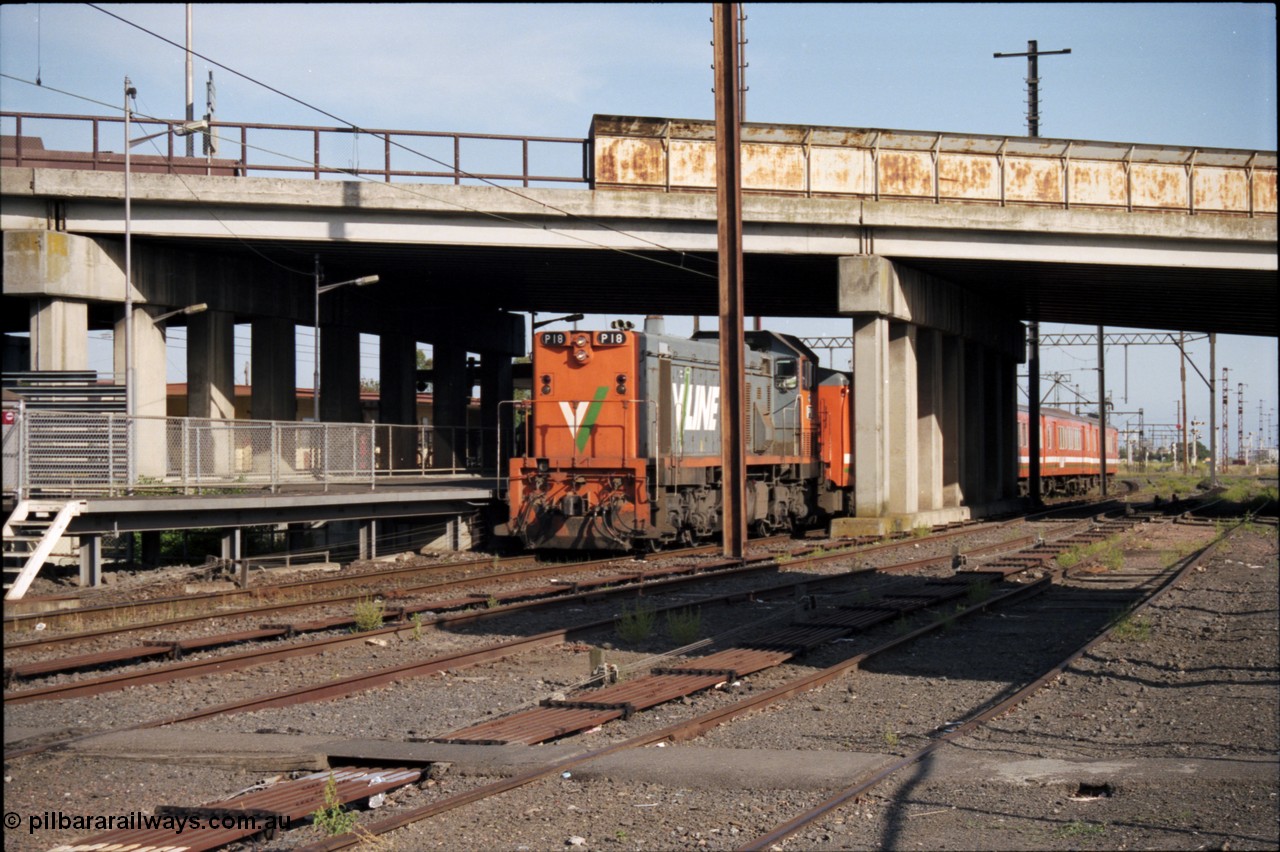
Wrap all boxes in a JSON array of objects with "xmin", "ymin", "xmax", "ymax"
[
  {"xmin": 596, "ymin": 331, "xmax": 627, "ymax": 346},
  {"xmin": 539, "ymin": 332, "xmax": 568, "ymax": 346}
]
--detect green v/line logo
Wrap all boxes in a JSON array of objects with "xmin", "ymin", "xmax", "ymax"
[{"xmin": 559, "ymin": 387, "xmax": 610, "ymax": 452}]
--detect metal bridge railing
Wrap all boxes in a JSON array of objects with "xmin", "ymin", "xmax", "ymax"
[
  {"xmin": 2, "ymin": 111, "xmax": 590, "ymax": 187},
  {"xmin": 3, "ymin": 409, "xmax": 491, "ymax": 498}
]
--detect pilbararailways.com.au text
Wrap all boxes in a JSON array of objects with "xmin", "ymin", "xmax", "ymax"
[{"xmin": 9, "ymin": 809, "xmax": 287, "ymax": 835}]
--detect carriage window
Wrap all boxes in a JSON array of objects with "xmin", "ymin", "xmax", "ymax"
[{"xmin": 775, "ymin": 358, "xmax": 798, "ymax": 391}]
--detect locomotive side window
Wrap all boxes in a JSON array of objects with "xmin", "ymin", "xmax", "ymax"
[{"xmin": 776, "ymin": 358, "xmax": 798, "ymax": 391}]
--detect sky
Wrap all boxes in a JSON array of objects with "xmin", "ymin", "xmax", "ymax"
[{"xmin": 1, "ymin": 3, "xmax": 1276, "ymax": 450}]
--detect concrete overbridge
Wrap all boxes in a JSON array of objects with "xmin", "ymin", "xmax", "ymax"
[{"xmin": 2, "ymin": 112, "xmax": 1275, "ymax": 556}]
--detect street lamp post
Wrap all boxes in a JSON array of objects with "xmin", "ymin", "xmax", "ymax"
[{"xmin": 313, "ymin": 255, "xmax": 379, "ymax": 422}]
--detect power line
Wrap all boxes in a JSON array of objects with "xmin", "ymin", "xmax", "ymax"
[{"xmin": 83, "ymin": 5, "xmax": 718, "ymax": 277}]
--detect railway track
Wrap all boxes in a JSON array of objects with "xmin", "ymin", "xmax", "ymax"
[
  {"xmin": 1, "ymin": 514, "xmax": 1077, "ymax": 758},
  {"xmin": 286, "ymin": 506, "xmax": 1202, "ymax": 851},
  {"xmin": 20, "ymin": 501, "xmax": 1201, "ymax": 850}
]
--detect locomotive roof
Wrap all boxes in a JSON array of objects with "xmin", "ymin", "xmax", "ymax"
[{"xmin": 688, "ymin": 329, "xmax": 820, "ymax": 365}]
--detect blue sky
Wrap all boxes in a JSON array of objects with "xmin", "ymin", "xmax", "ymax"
[{"xmin": 1, "ymin": 3, "xmax": 1276, "ymax": 447}]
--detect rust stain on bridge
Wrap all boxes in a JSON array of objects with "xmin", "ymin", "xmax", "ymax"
[{"xmin": 590, "ymin": 115, "xmax": 1277, "ymax": 216}]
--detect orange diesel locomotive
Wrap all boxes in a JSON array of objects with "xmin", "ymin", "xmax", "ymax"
[
  {"xmin": 501, "ymin": 319, "xmax": 853, "ymax": 551},
  {"xmin": 1017, "ymin": 406, "xmax": 1119, "ymax": 497}
]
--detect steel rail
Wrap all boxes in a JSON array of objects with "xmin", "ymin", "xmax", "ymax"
[
  {"xmin": 1, "ymin": 511, "xmax": 1101, "ymax": 692},
  {"xmin": 737, "ymin": 518, "xmax": 1244, "ymax": 850},
  {"xmin": 1, "ymin": 552, "xmax": 785, "ymax": 703},
  {"xmin": 5, "ymin": 539, "xmax": 747, "ymax": 634},
  {"xmin": 295, "ymin": 507, "xmax": 1161, "ymax": 849},
  {"xmin": 1, "ymin": 523, "xmax": 1046, "ymax": 760},
  {"xmin": 297, "ymin": 577, "xmax": 1054, "ymax": 851}
]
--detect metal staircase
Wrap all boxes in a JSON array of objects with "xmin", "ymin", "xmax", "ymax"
[{"xmin": 3, "ymin": 499, "xmax": 86, "ymax": 600}]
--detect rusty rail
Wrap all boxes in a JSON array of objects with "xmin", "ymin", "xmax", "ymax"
[{"xmin": 737, "ymin": 517, "xmax": 1241, "ymax": 849}]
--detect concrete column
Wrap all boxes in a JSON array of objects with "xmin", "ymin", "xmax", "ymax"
[
  {"xmin": 983, "ymin": 351, "xmax": 1005, "ymax": 503},
  {"xmin": 480, "ymin": 353, "xmax": 514, "ymax": 472},
  {"xmin": 220, "ymin": 528, "xmax": 242, "ymax": 562},
  {"xmin": 852, "ymin": 315, "xmax": 889, "ymax": 517},
  {"xmin": 1000, "ymin": 354, "xmax": 1019, "ymax": 500},
  {"xmin": 221, "ymin": 528, "xmax": 245, "ymax": 586},
  {"xmin": 378, "ymin": 333, "xmax": 417, "ymax": 472},
  {"xmin": 187, "ymin": 310, "xmax": 236, "ymax": 419},
  {"xmin": 320, "ymin": 325, "xmax": 361, "ymax": 423},
  {"xmin": 888, "ymin": 322, "xmax": 918, "ymax": 516},
  {"xmin": 359, "ymin": 519, "xmax": 378, "ymax": 560},
  {"xmin": 78, "ymin": 533, "xmax": 102, "ymax": 588},
  {"xmin": 963, "ymin": 341, "xmax": 986, "ymax": 505},
  {"xmin": 917, "ymin": 328, "xmax": 944, "ymax": 511},
  {"xmin": 115, "ymin": 306, "xmax": 169, "ymax": 479},
  {"xmin": 941, "ymin": 334, "xmax": 964, "ymax": 507},
  {"xmin": 29, "ymin": 298, "xmax": 88, "ymax": 371},
  {"xmin": 187, "ymin": 309, "xmax": 237, "ymax": 479},
  {"xmin": 251, "ymin": 316, "xmax": 297, "ymax": 422},
  {"xmin": 432, "ymin": 342, "xmax": 469, "ymax": 471}
]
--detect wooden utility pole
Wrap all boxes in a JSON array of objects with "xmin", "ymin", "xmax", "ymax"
[{"xmin": 714, "ymin": 3, "xmax": 746, "ymax": 559}]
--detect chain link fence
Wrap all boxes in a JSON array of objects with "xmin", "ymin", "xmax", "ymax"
[{"xmin": 4, "ymin": 410, "xmax": 491, "ymax": 497}]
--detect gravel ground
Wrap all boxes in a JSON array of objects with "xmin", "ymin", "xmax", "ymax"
[{"xmin": 4, "ymin": 516, "xmax": 1275, "ymax": 851}]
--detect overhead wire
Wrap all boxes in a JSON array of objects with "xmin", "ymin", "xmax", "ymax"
[
  {"xmin": 4, "ymin": 68, "xmax": 716, "ymax": 283},
  {"xmin": 83, "ymin": 4, "xmax": 719, "ymax": 277}
]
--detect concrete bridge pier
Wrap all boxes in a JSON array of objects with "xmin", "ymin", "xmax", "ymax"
[
  {"xmin": 835, "ymin": 256, "xmax": 1025, "ymax": 536},
  {"xmin": 431, "ymin": 342, "xmax": 469, "ymax": 471},
  {"xmin": 186, "ymin": 310, "xmax": 236, "ymax": 420},
  {"xmin": 28, "ymin": 297, "xmax": 89, "ymax": 370},
  {"xmin": 319, "ymin": 323, "xmax": 360, "ymax": 423},
  {"xmin": 114, "ymin": 305, "xmax": 169, "ymax": 479},
  {"xmin": 251, "ymin": 316, "xmax": 298, "ymax": 422},
  {"xmin": 378, "ymin": 332, "xmax": 418, "ymax": 471},
  {"xmin": 479, "ymin": 352, "xmax": 513, "ymax": 472}
]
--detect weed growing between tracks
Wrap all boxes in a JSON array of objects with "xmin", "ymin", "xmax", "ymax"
[
  {"xmin": 1055, "ymin": 537, "xmax": 1124, "ymax": 571},
  {"xmin": 353, "ymin": 597, "xmax": 386, "ymax": 632},
  {"xmin": 665, "ymin": 607, "xmax": 702, "ymax": 644},
  {"xmin": 615, "ymin": 602, "xmax": 657, "ymax": 644}
]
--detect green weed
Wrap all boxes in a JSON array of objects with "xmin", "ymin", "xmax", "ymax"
[
  {"xmin": 665, "ymin": 607, "xmax": 702, "ymax": 645},
  {"xmin": 1054, "ymin": 820, "xmax": 1106, "ymax": 838},
  {"xmin": 311, "ymin": 774, "xmax": 358, "ymax": 836},
  {"xmin": 353, "ymin": 597, "xmax": 385, "ymax": 632},
  {"xmin": 1112, "ymin": 613, "xmax": 1152, "ymax": 642},
  {"xmin": 882, "ymin": 727, "xmax": 900, "ymax": 748},
  {"xmin": 965, "ymin": 581, "xmax": 991, "ymax": 606},
  {"xmin": 615, "ymin": 602, "xmax": 657, "ymax": 644}
]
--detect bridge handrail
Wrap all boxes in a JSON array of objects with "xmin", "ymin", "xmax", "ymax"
[{"xmin": 2, "ymin": 110, "xmax": 591, "ymax": 187}]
